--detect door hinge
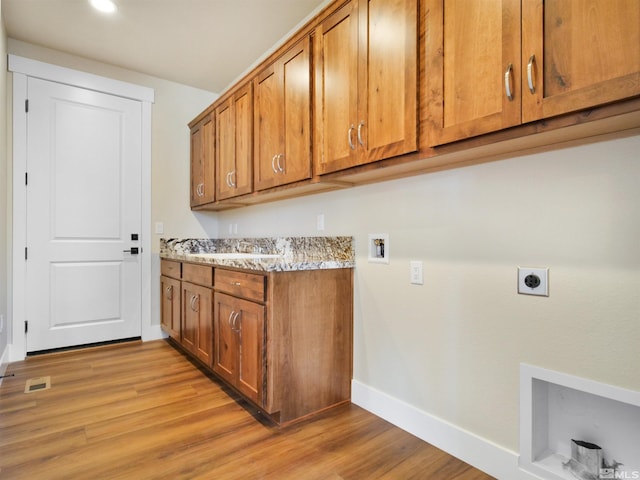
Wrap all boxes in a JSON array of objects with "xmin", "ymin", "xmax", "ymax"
[
  {"xmin": 25, "ymin": 99, "xmax": 29, "ymax": 113},
  {"xmin": 25, "ymin": 321, "xmax": 28, "ymax": 334}
]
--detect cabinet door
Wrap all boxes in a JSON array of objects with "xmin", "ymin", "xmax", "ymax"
[
  {"xmin": 200, "ymin": 117, "xmax": 215, "ymax": 204},
  {"xmin": 235, "ymin": 298, "xmax": 265, "ymax": 405},
  {"xmin": 254, "ymin": 36, "xmax": 312, "ymax": 191},
  {"xmin": 315, "ymin": 0, "xmax": 359, "ymax": 174},
  {"xmin": 359, "ymin": 0, "xmax": 418, "ymax": 163},
  {"xmin": 521, "ymin": 0, "xmax": 640, "ymax": 123},
  {"xmin": 425, "ymin": 0, "xmax": 522, "ymax": 146},
  {"xmin": 215, "ymin": 84, "xmax": 253, "ymax": 200},
  {"xmin": 254, "ymin": 63, "xmax": 282, "ymax": 190},
  {"xmin": 160, "ymin": 275, "xmax": 181, "ymax": 340},
  {"xmin": 213, "ymin": 292, "xmax": 265, "ymax": 406},
  {"xmin": 182, "ymin": 282, "xmax": 213, "ymax": 366},
  {"xmin": 190, "ymin": 121, "xmax": 204, "ymax": 207},
  {"xmin": 190, "ymin": 115, "xmax": 215, "ymax": 207},
  {"xmin": 315, "ymin": 0, "xmax": 418, "ymax": 173},
  {"xmin": 213, "ymin": 292, "xmax": 237, "ymax": 385}
]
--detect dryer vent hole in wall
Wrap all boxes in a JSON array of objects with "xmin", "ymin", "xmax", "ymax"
[{"xmin": 25, "ymin": 376, "xmax": 51, "ymax": 393}]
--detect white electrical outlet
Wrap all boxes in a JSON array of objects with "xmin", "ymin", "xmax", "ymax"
[
  {"xmin": 317, "ymin": 214, "xmax": 325, "ymax": 231},
  {"xmin": 410, "ymin": 261, "xmax": 423, "ymax": 285},
  {"xmin": 518, "ymin": 267, "xmax": 549, "ymax": 296}
]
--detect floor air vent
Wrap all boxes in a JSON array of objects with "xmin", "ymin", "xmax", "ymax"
[{"xmin": 25, "ymin": 376, "xmax": 51, "ymax": 393}]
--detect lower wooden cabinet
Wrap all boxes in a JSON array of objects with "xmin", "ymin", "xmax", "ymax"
[
  {"xmin": 181, "ymin": 281, "xmax": 213, "ymax": 366},
  {"xmin": 160, "ymin": 259, "xmax": 353, "ymax": 425},
  {"xmin": 213, "ymin": 292, "xmax": 265, "ymax": 406},
  {"xmin": 160, "ymin": 275, "xmax": 181, "ymax": 340}
]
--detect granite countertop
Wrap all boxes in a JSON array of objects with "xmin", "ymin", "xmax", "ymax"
[{"xmin": 160, "ymin": 236, "xmax": 355, "ymax": 272}]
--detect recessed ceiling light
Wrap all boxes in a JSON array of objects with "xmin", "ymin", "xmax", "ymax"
[{"xmin": 90, "ymin": 0, "xmax": 117, "ymax": 14}]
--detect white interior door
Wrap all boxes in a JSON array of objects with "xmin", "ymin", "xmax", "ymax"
[{"xmin": 25, "ymin": 77, "xmax": 143, "ymax": 353}]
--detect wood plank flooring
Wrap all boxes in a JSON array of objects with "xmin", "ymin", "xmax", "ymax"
[{"xmin": 0, "ymin": 340, "xmax": 495, "ymax": 479}]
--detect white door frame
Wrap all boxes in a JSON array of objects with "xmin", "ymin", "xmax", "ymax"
[{"xmin": 9, "ymin": 55, "xmax": 157, "ymax": 361}]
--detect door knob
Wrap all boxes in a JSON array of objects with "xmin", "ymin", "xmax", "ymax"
[{"xmin": 123, "ymin": 247, "xmax": 140, "ymax": 254}]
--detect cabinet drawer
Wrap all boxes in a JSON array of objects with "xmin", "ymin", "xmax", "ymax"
[
  {"xmin": 161, "ymin": 260, "xmax": 181, "ymax": 279},
  {"xmin": 214, "ymin": 269, "xmax": 266, "ymax": 302},
  {"xmin": 182, "ymin": 263, "xmax": 213, "ymax": 287}
]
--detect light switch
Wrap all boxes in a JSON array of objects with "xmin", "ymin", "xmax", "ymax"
[{"xmin": 410, "ymin": 261, "xmax": 424, "ymax": 285}]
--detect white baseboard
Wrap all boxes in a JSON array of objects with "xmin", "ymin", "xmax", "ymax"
[
  {"xmin": 351, "ymin": 380, "xmax": 543, "ymax": 480},
  {"xmin": 142, "ymin": 324, "xmax": 166, "ymax": 342}
]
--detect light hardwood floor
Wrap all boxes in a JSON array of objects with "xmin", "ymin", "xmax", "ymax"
[{"xmin": 0, "ymin": 340, "xmax": 495, "ymax": 479}]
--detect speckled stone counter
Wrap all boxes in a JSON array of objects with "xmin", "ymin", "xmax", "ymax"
[{"xmin": 160, "ymin": 237, "xmax": 354, "ymax": 272}]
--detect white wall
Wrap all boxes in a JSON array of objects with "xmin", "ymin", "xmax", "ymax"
[{"xmin": 215, "ymin": 132, "xmax": 640, "ymax": 455}]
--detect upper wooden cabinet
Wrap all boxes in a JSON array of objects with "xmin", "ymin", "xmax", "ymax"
[
  {"xmin": 188, "ymin": 0, "xmax": 640, "ymax": 209},
  {"xmin": 215, "ymin": 83, "xmax": 253, "ymax": 200},
  {"xmin": 254, "ymin": 36, "xmax": 312, "ymax": 191},
  {"xmin": 314, "ymin": 0, "xmax": 418, "ymax": 174},
  {"xmin": 521, "ymin": 0, "xmax": 640, "ymax": 124},
  {"xmin": 426, "ymin": 0, "xmax": 640, "ymax": 146},
  {"xmin": 190, "ymin": 114, "xmax": 215, "ymax": 207}
]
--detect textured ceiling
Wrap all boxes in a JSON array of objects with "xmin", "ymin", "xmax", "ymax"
[{"xmin": 2, "ymin": 0, "xmax": 329, "ymax": 93}]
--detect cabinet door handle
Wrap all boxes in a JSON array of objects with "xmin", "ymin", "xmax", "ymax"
[
  {"xmin": 348, "ymin": 124, "xmax": 356, "ymax": 150},
  {"xmin": 357, "ymin": 121, "xmax": 365, "ymax": 147},
  {"xmin": 166, "ymin": 285, "xmax": 173, "ymax": 301},
  {"xmin": 228, "ymin": 310, "xmax": 236, "ymax": 326},
  {"xmin": 230, "ymin": 170, "xmax": 237, "ymax": 188},
  {"xmin": 190, "ymin": 294, "xmax": 199, "ymax": 312},
  {"xmin": 197, "ymin": 183, "xmax": 204, "ymax": 197},
  {"xmin": 271, "ymin": 154, "xmax": 279, "ymax": 174},
  {"xmin": 276, "ymin": 153, "xmax": 285, "ymax": 173},
  {"xmin": 504, "ymin": 63, "xmax": 515, "ymax": 101},
  {"xmin": 231, "ymin": 311, "xmax": 241, "ymax": 333},
  {"xmin": 527, "ymin": 55, "xmax": 536, "ymax": 94}
]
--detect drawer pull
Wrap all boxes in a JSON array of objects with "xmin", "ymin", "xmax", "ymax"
[{"xmin": 232, "ymin": 281, "xmax": 242, "ymax": 286}]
